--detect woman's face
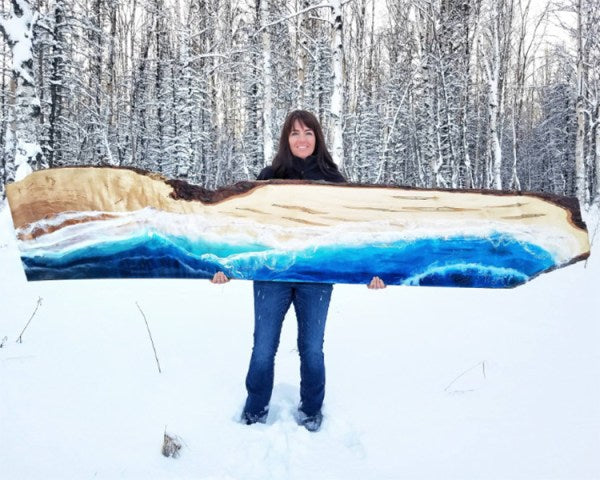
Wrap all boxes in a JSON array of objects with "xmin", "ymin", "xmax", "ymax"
[{"xmin": 288, "ymin": 120, "xmax": 316, "ymax": 159}]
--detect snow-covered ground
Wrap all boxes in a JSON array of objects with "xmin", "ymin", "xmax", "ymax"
[{"xmin": 1, "ymin": 201, "xmax": 599, "ymax": 480}]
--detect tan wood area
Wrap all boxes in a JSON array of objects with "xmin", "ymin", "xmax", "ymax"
[{"xmin": 6, "ymin": 167, "xmax": 591, "ymax": 258}]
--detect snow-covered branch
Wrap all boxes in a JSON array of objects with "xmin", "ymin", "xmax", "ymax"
[{"xmin": 252, "ymin": 0, "xmax": 354, "ymax": 36}]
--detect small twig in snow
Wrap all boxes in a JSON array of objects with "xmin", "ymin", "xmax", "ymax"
[
  {"xmin": 444, "ymin": 360, "xmax": 486, "ymax": 393},
  {"xmin": 16, "ymin": 297, "xmax": 43, "ymax": 344},
  {"xmin": 0, "ymin": 336, "xmax": 8, "ymax": 348},
  {"xmin": 136, "ymin": 301, "xmax": 162, "ymax": 374}
]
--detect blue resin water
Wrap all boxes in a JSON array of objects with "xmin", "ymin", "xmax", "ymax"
[{"xmin": 21, "ymin": 232, "xmax": 556, "ymax": 288}]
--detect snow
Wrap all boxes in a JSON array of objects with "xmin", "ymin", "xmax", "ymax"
[
  {"xmin": 0, "ymin": 0, "xmax": 36, "ymax": 86},
  {"xmin": 14, "ymin": 141, "xmax": 38, "ymax": 180},
  {"xmin": 1, "ymin": 201, "xmax": 599, "ymax": 480}
]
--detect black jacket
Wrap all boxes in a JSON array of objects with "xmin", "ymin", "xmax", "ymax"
[{"xmin": 257, "ymin": 155, "xmax": 346, "ymax": 183}]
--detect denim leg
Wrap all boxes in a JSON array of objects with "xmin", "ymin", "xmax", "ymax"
[
  {"xmin": 244, "ymin": 281, "xmax": 293, "ymax": 417},
  {"xmin": 293, "ymin": 283, "xmax": 333, "ymax": 416}
]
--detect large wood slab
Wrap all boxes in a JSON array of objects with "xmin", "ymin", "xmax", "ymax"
[{"xmin": 5, "ymin": 166, "xmax": 590, "ymax": 287}]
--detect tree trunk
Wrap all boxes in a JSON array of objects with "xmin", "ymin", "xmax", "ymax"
[
  {"xmin": 48, "ymin": 0, "xmax": 65, "ymax": 168},
  {"xmin": 329, "ymin": 0, "xmax": 344, "ymax": 168},
  {"xmin": 0, "ymin": 0, "xmax": 45, "ymax": 181},
  {"xmin": 260, "ymin": 0, "xmax": 274, "ymax": 165},
  {"xmin": 575, "ymin": 0, "xmax": 587, "ymax": 204},
  {"xmin": 595, "ymin": 104, "xmax": 600, "ymax": 202}
]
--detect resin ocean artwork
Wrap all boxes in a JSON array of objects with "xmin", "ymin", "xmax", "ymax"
[{"xmin": 5, "ymin": 167, "xmax": 590, "ymax": 288}]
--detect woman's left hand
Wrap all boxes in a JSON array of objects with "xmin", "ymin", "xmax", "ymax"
[
  {"xmin": 367, "ymin": 276, "xmax": 386, "ymax": 289},
  {"xmin": 211, "ymin": 271, "xmax": 230, "ymax": 284}
]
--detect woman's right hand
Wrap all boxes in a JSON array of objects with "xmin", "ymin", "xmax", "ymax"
[
  {"xmin": 211, "ymin": 271, "xmax": 230, "ymax": 284},
  {"xmin": 367, "ymin": 276, "xmax": 386, "ymax": 289}
]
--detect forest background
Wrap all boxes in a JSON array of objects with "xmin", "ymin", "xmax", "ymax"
[{"xmin": 1, "ymin": 0, "xmax": 599, "ymax": 206}]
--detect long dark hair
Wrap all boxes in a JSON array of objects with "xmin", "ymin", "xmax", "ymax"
[{"xmin": 271, "ymin": 110, "xmax": 341, "ymax": 177}]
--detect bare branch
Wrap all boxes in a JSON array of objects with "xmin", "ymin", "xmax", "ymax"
[
  {"xmin": 136, "ymin": 301, "xmax": 162, "ymax": 374},
  {"xmin": 252, "ymin": 0, "xmax": 355, "ymax": 37},
  {"xmin": 16, "ymin": 297, "xmax": 43, "ymax": 344},
  {"xmin": 444, "ymin": 361, "xmax": 487, "ymax": 393}
]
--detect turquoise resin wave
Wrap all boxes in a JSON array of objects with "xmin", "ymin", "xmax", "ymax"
[{"xmin": 21, "ymin": 231, "xmax": 556, "ymax": 288}]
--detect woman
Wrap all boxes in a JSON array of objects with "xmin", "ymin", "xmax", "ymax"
[{"xmin": 212, "ymin": 110, "xmax": 385, "ymax": 432}]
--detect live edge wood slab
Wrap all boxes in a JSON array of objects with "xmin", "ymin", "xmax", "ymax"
[{"xmin": 5, "ymin": 166, "xmax": 590, "ymax": 288}]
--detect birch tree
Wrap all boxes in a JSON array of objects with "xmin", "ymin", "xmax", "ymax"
[
  {"xmin": 378, "ymin": 1, "xmax": 417, "ymax": 186},
  {"xmin": 45, "ymin": 0, "xmax": 71, "ymax": 167},
  {"xmin": 478, "ymin": 0, "xmax": 513, "ymax": 189},
  {"xmin": 535, "ymin": 46, "xmax": 576, "ymax": 195},
  {"xmin": 0, "ymin": 0, "xmax": 45, "ymax": 181},
  {"xmin": 508, "ymin": 0, "xmax": 548, "ymax": 191},
  {"xmin": 259, "ymin": 0, "xmax": 274, "ymax": 165},
  {"xmin": 329, "ymin": 0, "xmax": 344, "ymax": 167},
  {"xmin": 0, "ymin": 0, "xmax": 9, "ymax": 192},
  {"xmin": 574, "ymin": 0, "xmax": 587, "ymax": 204}
]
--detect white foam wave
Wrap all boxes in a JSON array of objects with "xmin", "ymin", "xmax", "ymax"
[
  {"xmin": 402, "ymin": 263, "xmax": 529, "ymax": 286},
  {"xmin": 15, "ymin": 208, "xmax": 576, "ymax": 263}
]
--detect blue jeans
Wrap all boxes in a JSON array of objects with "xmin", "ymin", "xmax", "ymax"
[{"xmin": 244, "ymin": 281, "xmax": 333, "ymax": 418}]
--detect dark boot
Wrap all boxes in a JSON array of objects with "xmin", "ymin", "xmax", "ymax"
[
  {"xmin": 241, "ymin": 410, "xmax": 268, "ymax": 425},
  {"xmin": 298, "ymin": 410, "xmax": 323, "ymax": 432}
]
